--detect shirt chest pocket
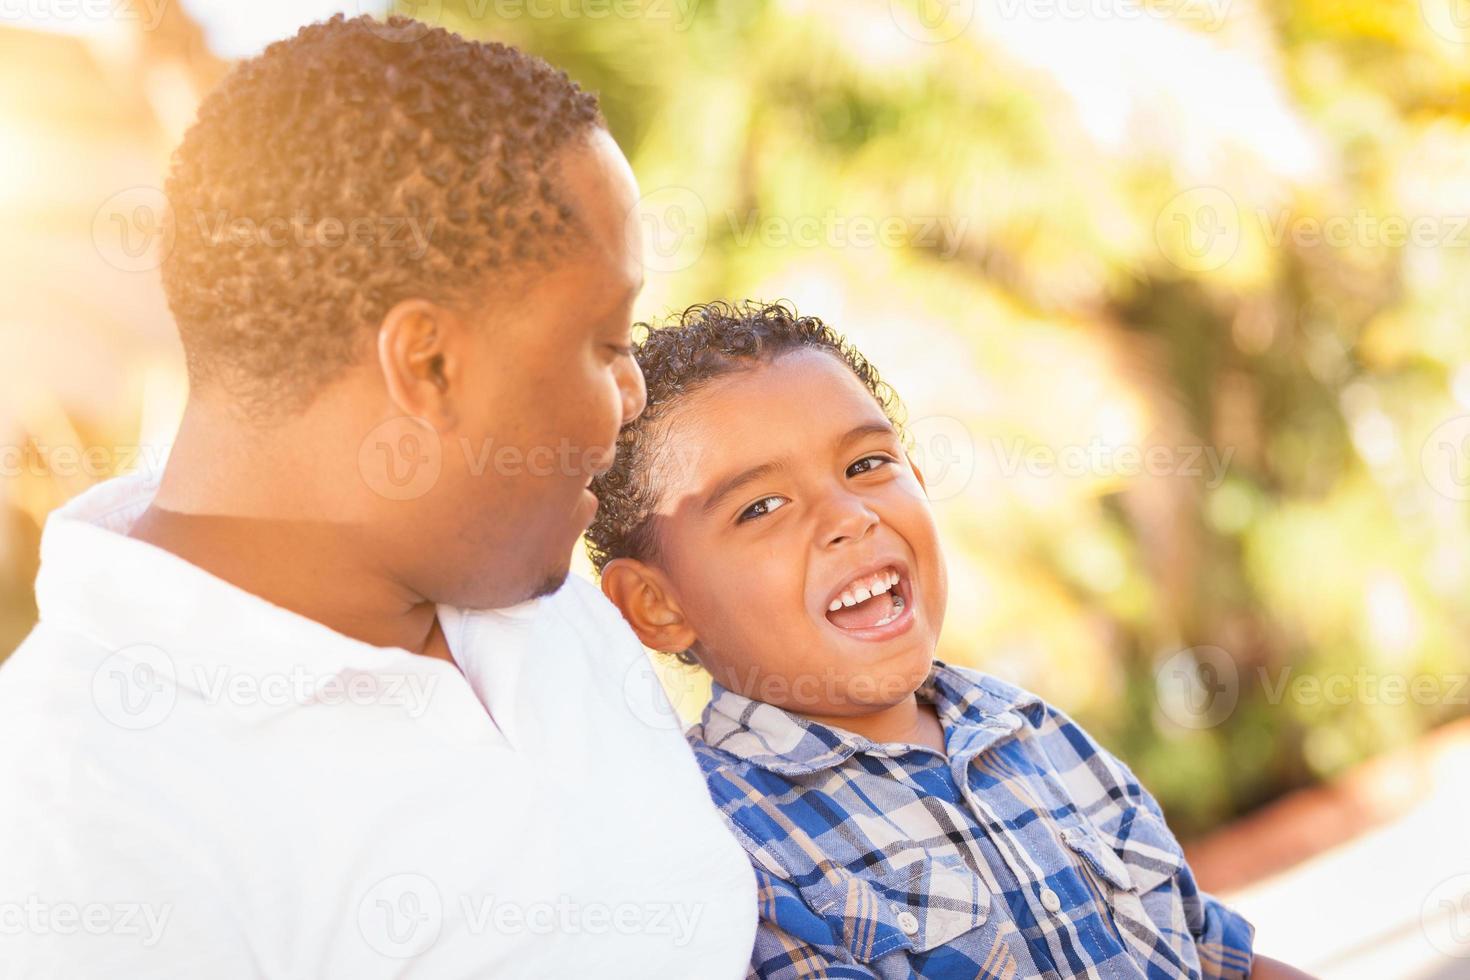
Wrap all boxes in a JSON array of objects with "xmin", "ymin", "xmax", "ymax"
[
  {"xmin": 1060, "ymin": 809, "xmax": 1198, "ymax": 969},
  {"xmin": 798, "ymin": 854, "xmax": 1006, "ymax": 967},
  {"xmin": 1061, "ymin": 809, "xmax": 1185, "ymax": 898}
]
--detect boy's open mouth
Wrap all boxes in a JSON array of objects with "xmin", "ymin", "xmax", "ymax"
[{"xmin": 824, "ymin": 564, "xmax": 911, "ymax": 632}]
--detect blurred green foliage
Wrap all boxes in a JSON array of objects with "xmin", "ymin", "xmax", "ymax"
[
  {"xmin": 474, "ymin": 0, "xmax": 1470, "ymax": 835},
  {"xmin": 6, "ymin": 0, "xmax": 1470, "ymax": 836}
]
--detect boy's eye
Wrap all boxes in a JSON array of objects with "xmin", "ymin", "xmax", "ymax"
[
  {"xmin": 737, "ymin": 496, "xmax": 787, "ymax": 523},
  {"xmin": 606, "ymin": 343, "xmax": 634, "ymax": 358},
  {"xmin": 847, "ymin": 454, "xmax": 894, "ymax": 477}
]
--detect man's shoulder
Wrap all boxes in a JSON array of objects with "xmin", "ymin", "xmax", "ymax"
[
  {"xmin": 511, "ymin": 573, "xmax": 634, "ymax": 643},
  {"xmin": 0, "ymin": 620, "xmax": 108, "ymax": 715},
  {"xmin": 542, "ymin": 570, "xmax": 621, "ymax": 622}
]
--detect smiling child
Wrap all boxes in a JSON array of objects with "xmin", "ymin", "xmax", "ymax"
[{"xmin": 586, "ymin": 301, "xmax": 1291, "ymax": 979}]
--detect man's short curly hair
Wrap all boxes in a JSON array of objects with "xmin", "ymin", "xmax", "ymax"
[
  {"xmin": 161, "ymin": 14, "xmax": 604, "ymax": 418},
  {"xmin": 586, "ymin": 301, "xmax": 907, "ymax": 661}
]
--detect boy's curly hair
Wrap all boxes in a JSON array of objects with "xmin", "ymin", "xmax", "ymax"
[
  {"xmin": 586, "ymin": 301, "xmax": 907, "ymax": 661},
  {"xmin": 162, "ymin": 14, "xmax": 603, "ymax": 419}
]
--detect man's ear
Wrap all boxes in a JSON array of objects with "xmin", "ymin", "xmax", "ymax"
[
  {"xmin": 377, "ymin": 299, "xmax": 464, "ymax": 430},
  {"xmin": 600, "ymin": 558, "xmax": 698, "ymax": 654}
]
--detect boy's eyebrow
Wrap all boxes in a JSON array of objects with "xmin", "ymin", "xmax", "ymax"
[
  {"xmin": 698, "ymin": 421, "xmax": 897, "ymax": 516},
  {"xmin": 836, "ymin": 420, "xmax": 898, "ymax": 451},
  {"xmin": 701, "ymin": 460, "xmax": 789, "ymax": 516}
]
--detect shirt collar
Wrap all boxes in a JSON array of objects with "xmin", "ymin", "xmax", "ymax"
[{"xmin": 696, "ymin": 660, "xmax": 1042, "ymax": 776}]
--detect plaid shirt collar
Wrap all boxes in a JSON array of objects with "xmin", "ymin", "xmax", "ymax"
[{"xmin": 698, "ymin": 660, "xmax": 1044, "ymax": 777}]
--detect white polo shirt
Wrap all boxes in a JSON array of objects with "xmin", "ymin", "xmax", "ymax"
[{"xmin": 0, "ymin": 473, "xmax": 755, "ymax": 979}]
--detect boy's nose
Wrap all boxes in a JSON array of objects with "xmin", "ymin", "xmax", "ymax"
[{"xmin": 821, "ymin": 493, "xmax": 880, "ymax": 548}]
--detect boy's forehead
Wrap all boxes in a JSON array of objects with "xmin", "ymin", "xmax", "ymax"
[{"xmin": 654, "ymin": 351, "xmax": 893, "ymax": 496}]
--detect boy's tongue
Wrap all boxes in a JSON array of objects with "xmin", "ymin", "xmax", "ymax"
[{"xmin": 826, "ymin": 590, "xmax": 897, "ymax": 630}]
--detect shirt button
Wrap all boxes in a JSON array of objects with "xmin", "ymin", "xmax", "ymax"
[
  {"xmin": 896, "ymin": 910, "xmax": 920, "ymax": 935},
  {"xmin": 1040, "ymin": 887, "xmax": 1062, "ymax": 913}
]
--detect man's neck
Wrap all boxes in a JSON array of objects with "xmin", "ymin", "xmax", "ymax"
[
  {"xmin": 130, "ymin": 391, "xmax": 452, "ymax": 662},
  {"xmin": 129, "ymin": 507, "xmax": 448, "ymax": 660}
]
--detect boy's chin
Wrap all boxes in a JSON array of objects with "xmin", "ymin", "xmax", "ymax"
[
  {"xmin": 819, "ymin": 649, "xmax": 937, "ymax": 711},
  {"xmin": 713, "ymin": 645, "xmax": 935, "ymax": 714}
]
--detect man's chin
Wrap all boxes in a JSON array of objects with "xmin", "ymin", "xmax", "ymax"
[
  {"xmin": 527, "ymin": 565, "xmax": 570, "ymax": 601},
  {"xmin": 448, "ymin": 560, "xmax": 570, "ymax": 611}
]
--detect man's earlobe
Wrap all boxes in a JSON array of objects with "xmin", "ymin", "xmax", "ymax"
[
  {"xmin": 599, "ymin": 558, "xmax": 697, "ymax": 653},
  {"xmin": 378, "ymin": 299, "xmax": 461, "ymax": 429}
]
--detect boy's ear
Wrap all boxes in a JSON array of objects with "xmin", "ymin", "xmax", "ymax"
[{"xmin": 599, "ymin": 558, "xmax": 698, "ymax": 654}]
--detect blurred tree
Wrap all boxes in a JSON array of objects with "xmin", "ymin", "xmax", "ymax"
[{"xmin": 6, "ymin": 0, "xmax": 1470, "ymax": 835}]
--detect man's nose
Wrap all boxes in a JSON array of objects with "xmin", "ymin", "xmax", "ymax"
[{"xmin": 618, "ymin": 352, "xmax": 647, "ymax": 424}]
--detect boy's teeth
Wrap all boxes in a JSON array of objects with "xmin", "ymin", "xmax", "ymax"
[
  {"xmin": 827, "ymin": 567, "xmax": 902, "ymax": 612},
  {"xmin": 872, "ymin": 593, "xmax": 906, "ymax": 627}
]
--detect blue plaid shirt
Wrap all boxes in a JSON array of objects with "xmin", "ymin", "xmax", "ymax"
[{"xmin": 688, "ymin": 661, "xmax": 1255, "ymax": 979}]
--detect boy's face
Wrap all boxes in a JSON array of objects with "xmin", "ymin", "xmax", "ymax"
[{"xmin": 626, "ymin": 349, "xmax": 947, "ymax": 718}]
